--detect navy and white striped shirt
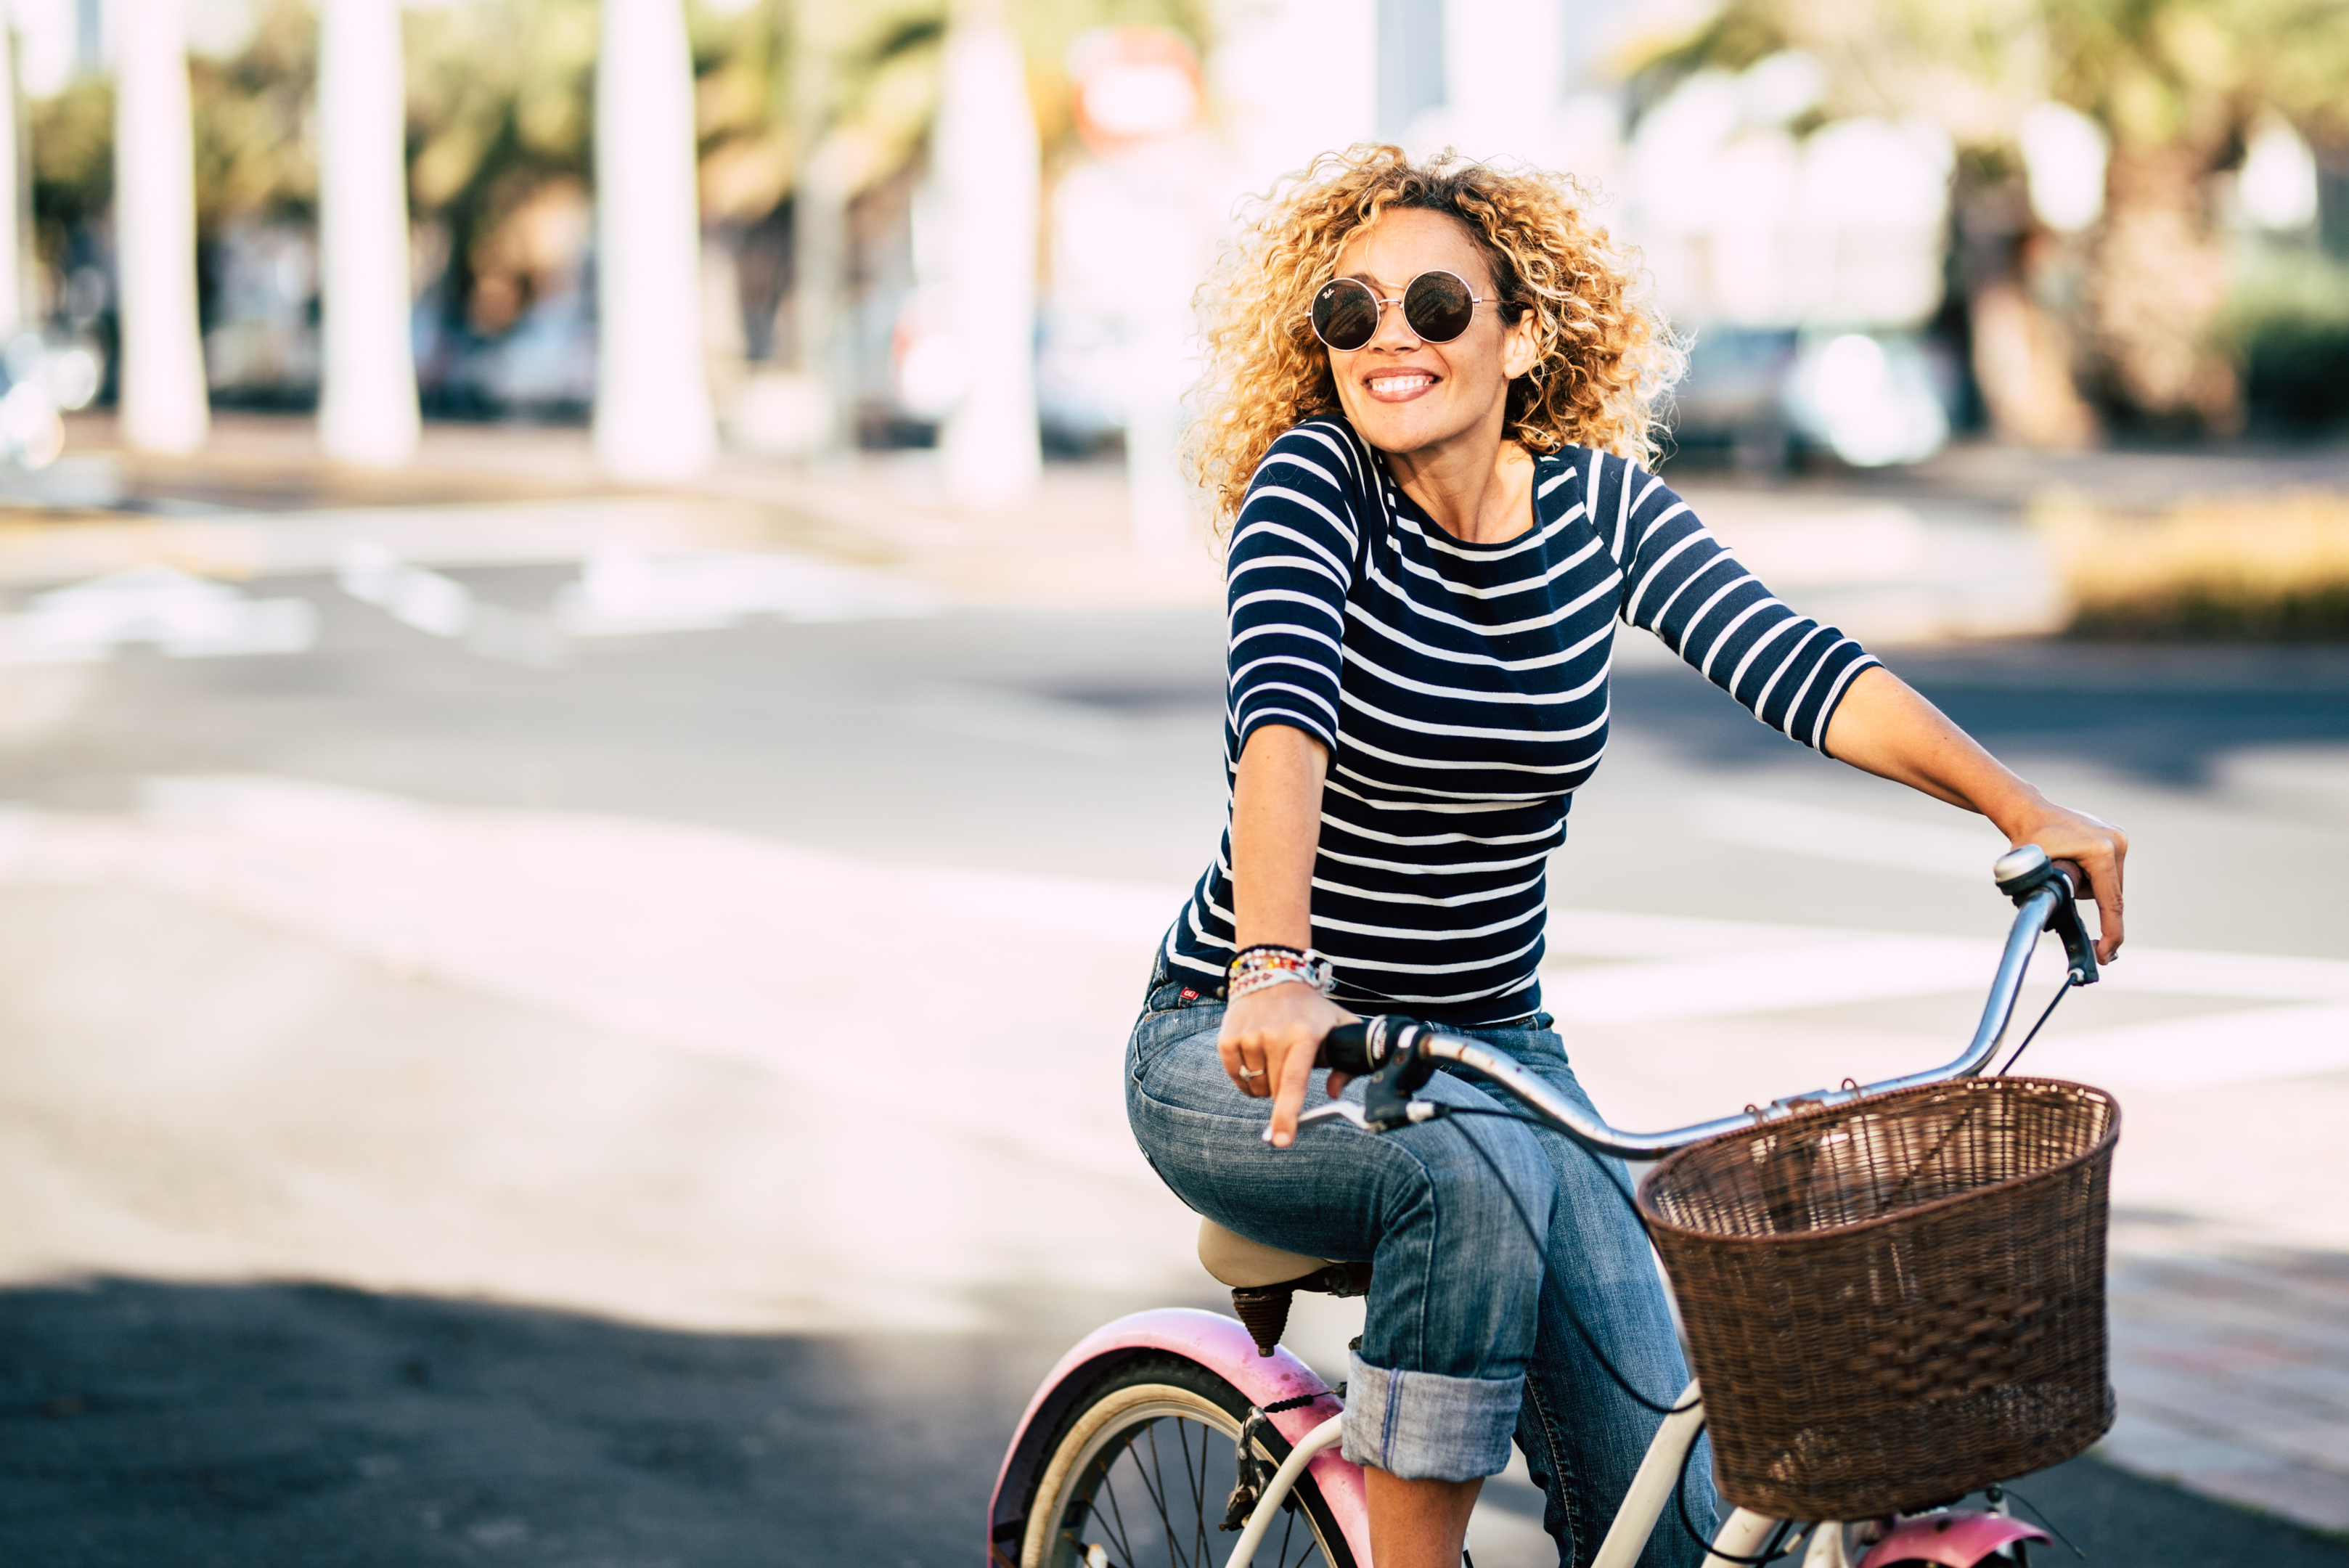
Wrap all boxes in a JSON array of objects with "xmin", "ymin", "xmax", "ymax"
[{"xmin": 1165, "ymin": 417, "xmax": 1879, "ymax": 1026}]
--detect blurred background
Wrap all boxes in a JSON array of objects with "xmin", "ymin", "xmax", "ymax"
[{"xmin": 1, "ymin": 0, "xmax": 2348, "ymax": 1564}]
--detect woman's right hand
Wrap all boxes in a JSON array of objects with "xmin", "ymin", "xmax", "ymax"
[{"xmin": 1220, "ymin": 982, "xmax": 1357, "ymax": 1148}]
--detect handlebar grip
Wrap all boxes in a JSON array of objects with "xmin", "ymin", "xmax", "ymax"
[
  {"xmin": 1320, "ymin": 1021, "xmax": 1374, "ymax": 1076},
  {"xmin": 2049, "ymin": 857, "xmax": 2089, "ymax": 899}
]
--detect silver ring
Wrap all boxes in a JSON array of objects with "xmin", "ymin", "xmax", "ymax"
[{"xmin": 1236, "ymin": 1066, "xmax": 1264, "ymax": 1080}]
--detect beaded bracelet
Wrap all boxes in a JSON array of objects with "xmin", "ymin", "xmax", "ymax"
[{"xmin": 1227, "ymin": 946, "xmax": 1335, "ymax": 1000}]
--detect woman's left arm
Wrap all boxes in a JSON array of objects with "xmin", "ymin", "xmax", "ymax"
[{"xmin": 1823, "ymin": 666, "xmax": 2128, "ymax": 961}]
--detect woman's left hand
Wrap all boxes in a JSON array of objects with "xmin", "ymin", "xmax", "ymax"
[{"xmin": 1999, "ymin": 801, "xmax": 2128, "ymax": 963}]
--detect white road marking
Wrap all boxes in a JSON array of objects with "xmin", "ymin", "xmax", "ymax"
[
  {"xmin": 1540, "ymin": 906, "xmax": 2349, "ymax": 1089},
  {"xmin": 555, "ymin": 546, "xmax": 934, "ymax": 634},
  {"xmin": 1694, "ymin": 791, "xmax": 2008, "ymax": 879},
  {"xmin": 338, "ymin": 540, "xmax": 475, "ymax": 637},
  {"xmin": 0, "ymin": 564, "xmax": 317, "ymax": 664},
  {"xmin": 335, "ymin": 539, "xmax": 932, "ymax": 661},
  {"xmin": 2031, "ymin": 1004, "xmax": 2349, "ymax": 1090},
  {"xmin": 1545, "ymin": 934, "xmax": 1993, "ymax": 1022},
  {"xmin": 337, "ymin": 541, "xmax": 568, "ymax": 667}
]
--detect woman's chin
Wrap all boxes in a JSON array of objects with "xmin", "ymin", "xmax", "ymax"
[{"xmin": 1342, "ymin": 399, "xmax": 1475, "ymax": 456}]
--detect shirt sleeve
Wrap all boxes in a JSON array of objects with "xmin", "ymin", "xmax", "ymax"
[
  {"xmin": 1225, "ymin": 422, "xmax": 1367, "ymax": 756},
  {"xmin": 1588, "ymin": 451, "xmax": 1879, "ymax": 753}
]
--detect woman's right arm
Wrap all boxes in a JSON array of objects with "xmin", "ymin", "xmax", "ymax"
[
  {"xmin": 1216, "ymin": 423, "xmax": 1366, "ymax": 1146},
  {"xmin": 1220, "ymin": 723, "xmax": 1355, "ymax": 1148}
]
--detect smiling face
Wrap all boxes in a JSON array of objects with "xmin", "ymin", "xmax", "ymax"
[{"xmin": 1323, "ymin": 208, "xmax": 1538, "ymax": 460}]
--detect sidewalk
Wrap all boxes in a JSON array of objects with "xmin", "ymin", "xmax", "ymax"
[
  {"xmin": 0, "ymin": 415, "xmax": 1225, "ymax": 611},
  {"xmin": 2104, "ymin": 1214, "xmax": 2349, "ymax": 1532}
]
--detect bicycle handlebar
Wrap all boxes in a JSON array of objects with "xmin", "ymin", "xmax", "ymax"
[{"xmin": 1313, "ymin": 843, "xmax": 2099, "ymax": 1161}]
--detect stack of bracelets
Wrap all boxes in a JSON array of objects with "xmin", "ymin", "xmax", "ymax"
[{"xmin": 1226, "ymin": 944, "xmax": 1336, "ymax": 1000}]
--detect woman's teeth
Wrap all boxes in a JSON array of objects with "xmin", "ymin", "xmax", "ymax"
[{"xmin": 1369, "ymin": 373, "xmax": 1434, "ymax": 395}]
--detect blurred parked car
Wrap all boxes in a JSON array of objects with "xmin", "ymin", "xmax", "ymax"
[{"xmin": 1668, "ymin": 324, "xmax": 1962, "ymax": 471}]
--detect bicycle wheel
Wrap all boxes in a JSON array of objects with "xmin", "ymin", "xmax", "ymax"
[{"xmin": 1019, "ymin": 1352, "xmax": 1357, "ymax": 1568}]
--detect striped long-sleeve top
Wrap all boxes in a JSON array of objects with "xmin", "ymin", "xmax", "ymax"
[{"xmin": 1164, "ymin": 416, "xmax": 1879, "ymax": 1026}]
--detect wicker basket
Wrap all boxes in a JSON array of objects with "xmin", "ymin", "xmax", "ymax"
[{"xmin": 1637, "ymin": 1077, "xmax": 2120, "ymax": 1522}]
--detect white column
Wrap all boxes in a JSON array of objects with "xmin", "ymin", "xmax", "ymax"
[
  {"xmin": 0, "ymin": 18, "xmax": 23, "ymax": 335},
  {"xmin": 114, "ymin": 0, "xmax": 208, "ymax": 454},
  {"xmin": 317, "ymin": 0, "xmax": 420, "ymax": 465},
  {"xmin": 932, "ymin": 1, "xmax": 1039, "ymax": 506},
  {"xmin": 1209, "ymin": 0, "xmax": 1374, "ymax": 203},
  {"xmin": 1439, "ymin": 0, "xmax": 1566, "ymax": 161},
  {"xmin": 592, "ymin": 0, "xmax": 715, "ymax": 481}
]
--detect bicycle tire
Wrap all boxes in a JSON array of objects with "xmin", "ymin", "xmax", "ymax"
[{"xmin": 1018, "ymin": 1352, "xmax": 1357, "ymax": 1568}]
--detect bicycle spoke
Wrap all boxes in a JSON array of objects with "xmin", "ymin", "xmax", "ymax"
[
  {"xmin": 1053, "ymin": 1403, "xmax": 1328, "ymax": 1568},
  {"xmin": 1085, "ymin": 1498, "xmax": 1137, "ymax": 1568},
  {"xmin": 1152, "ymin": 1420, "xmax": 1204, "ymax": 1568},
  {"xmin": 1088, "ymin": 1469, "xmax": 1138, "ymax": 1568},
  {"xmin": 1179, "ymin": 1418, "xmax": 1209, "ymax": 1568},
  {"xmin": 1077, "ymin": 1429, "xmax": 1145, "ymax": 1568},
  {"xmin": 1137, "ymin": 1424, "xmax": 1177, "ymax": 1567}
]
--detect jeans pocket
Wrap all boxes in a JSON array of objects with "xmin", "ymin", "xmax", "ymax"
[{"xmin": 1128, "ymin": 1000, "xmax": 1220, "ymax": 1086}]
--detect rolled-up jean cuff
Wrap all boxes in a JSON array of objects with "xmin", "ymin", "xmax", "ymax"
[{"xmin": 1339, "ymin": 1350, "xmax": 1523, "ymax": 1482}]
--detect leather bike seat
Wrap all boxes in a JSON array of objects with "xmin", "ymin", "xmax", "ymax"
[{"xmin": 1197, "ymin": 1217, "xmax": 1338, "ymax": 1289}]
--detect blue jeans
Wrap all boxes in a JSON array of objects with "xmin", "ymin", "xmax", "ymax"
[{"xmin": 1124, "ymin": 979, "xmax": 1720, "ymax": 1568}]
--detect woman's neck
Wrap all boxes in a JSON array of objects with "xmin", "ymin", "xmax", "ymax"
[{"xmin": 1380, "ymin": 423, "xmax": 1535, "ymax": 546}]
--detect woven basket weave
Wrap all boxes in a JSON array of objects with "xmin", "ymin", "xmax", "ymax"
[{"xmin": 1636, "ymin": 1077, "xmax": 2119, "ymax": 1522}]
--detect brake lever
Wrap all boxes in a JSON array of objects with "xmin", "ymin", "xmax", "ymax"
[
  {"xmin": 1298, "ymin": 1098, "xmax": 1443, "ymax": 1134},
  {"xmin": 2048, "ymin": 895, "xmax": 2099, "ymax": 985},
  {"xmin": 1298, "ymin": 1018, "xmax": 1447, "ymax": 1135},
  {"xmin": 1995, "ymin": 844, "xmax": 2100, "ymax": 987}
]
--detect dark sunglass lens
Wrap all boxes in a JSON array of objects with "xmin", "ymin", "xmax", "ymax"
[
  {"xmin": 1312, "ymin": 279, "xmax": 1379, "ymax": 351},
  {"xmin": 1403, "ymin": 271, "xmax": 1475, "ymax": 343}
]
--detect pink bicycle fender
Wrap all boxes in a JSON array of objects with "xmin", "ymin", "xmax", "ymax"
[
  {"xmin": 986, "ymin": 1307, "xmax": 1365, "ymax": 1564},
  {"xmin": 1857, "ymin": 1511, "xmax": 2051, "ymax": 1567}
]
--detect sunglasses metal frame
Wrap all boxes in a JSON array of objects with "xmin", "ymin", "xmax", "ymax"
[{"xmin": 1309, "ymin": 269, "xmax": 1495, "ymax": 351}]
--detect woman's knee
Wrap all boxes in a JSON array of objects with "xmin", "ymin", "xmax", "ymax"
[{"xmin": 1405, "ymin": 1108, "xmax": 1555, "ymax": 1245}]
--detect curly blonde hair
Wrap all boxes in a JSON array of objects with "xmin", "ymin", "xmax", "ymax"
[{"xmin": 1186, "ymin": 144, "xmax": 1683, "ymax": 533}]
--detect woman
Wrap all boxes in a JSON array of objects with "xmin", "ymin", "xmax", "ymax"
[{"xmin": 1124, "ymin": 147, "xmax": 2128, "ymax": 1568}]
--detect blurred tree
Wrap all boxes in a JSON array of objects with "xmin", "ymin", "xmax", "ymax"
[
  {"xmin": 30, "ymin": 0, "xmax": 319, "ymax": 321},
  {"xmin": 403, "ymin": 0, "xmax": 598, "ymax": 341},
  {"xmin": 1628, "ymin": 0, "xmax": 2349, "ymax": 438},
  {"xmin": 29, "ymin": 83, "xmax": 113, "ymax": 277},
  {"xmin": 29, "ymin": 0, "xmax": 1215, "ymax": 412},
  {"xmin": 191, "ymin": 0, "xmax": 318, "ymax": 229}
]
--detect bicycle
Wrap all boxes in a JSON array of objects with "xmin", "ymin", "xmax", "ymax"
[{"xmin": 989, "ymin": 844, "xmax": 2112, "ymax": 1568}]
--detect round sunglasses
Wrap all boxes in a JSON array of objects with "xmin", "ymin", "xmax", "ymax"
[{"xmin": 1310, "ymin": 269, "xmax": 1494, "ymax": 351}]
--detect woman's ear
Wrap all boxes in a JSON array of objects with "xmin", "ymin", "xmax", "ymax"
[{"xmin": 1500, "ymin": 309, "xmax": 1539, "ymax": 380}]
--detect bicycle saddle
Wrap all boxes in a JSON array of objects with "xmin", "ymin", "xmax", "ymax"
[
  {"xmin": 1197, "ymin": 1219, "xmax": 1333, "ymax": 1289},
  {"xmin": 1197, "ymin": 1219, "xmax": 1371, "ymax": 1356}
]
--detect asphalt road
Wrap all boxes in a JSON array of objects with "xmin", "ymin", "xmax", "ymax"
[
  {"xmin": 9, "ymin": 1275, "xmax": 2346, "ymax": 1568},
  {"xmin": 4, "ymin": 565, "xmax": 2348, "ymax": 1565}
]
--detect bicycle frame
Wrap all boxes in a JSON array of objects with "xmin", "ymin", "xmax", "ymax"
[{"xmin": 1212, "ymin": 1375, "xmax": 1774, "ymax": 1568}]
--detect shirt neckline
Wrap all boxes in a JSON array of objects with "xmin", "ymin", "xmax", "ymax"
[{"xmin": 1381, "ymin": 451, "xmax": 1559, "ymax": 552}]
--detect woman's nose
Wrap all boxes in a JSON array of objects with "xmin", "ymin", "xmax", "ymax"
[{"xmin": 1366, "ymin": 295, "xmax": 1421, "ymax": 351}]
